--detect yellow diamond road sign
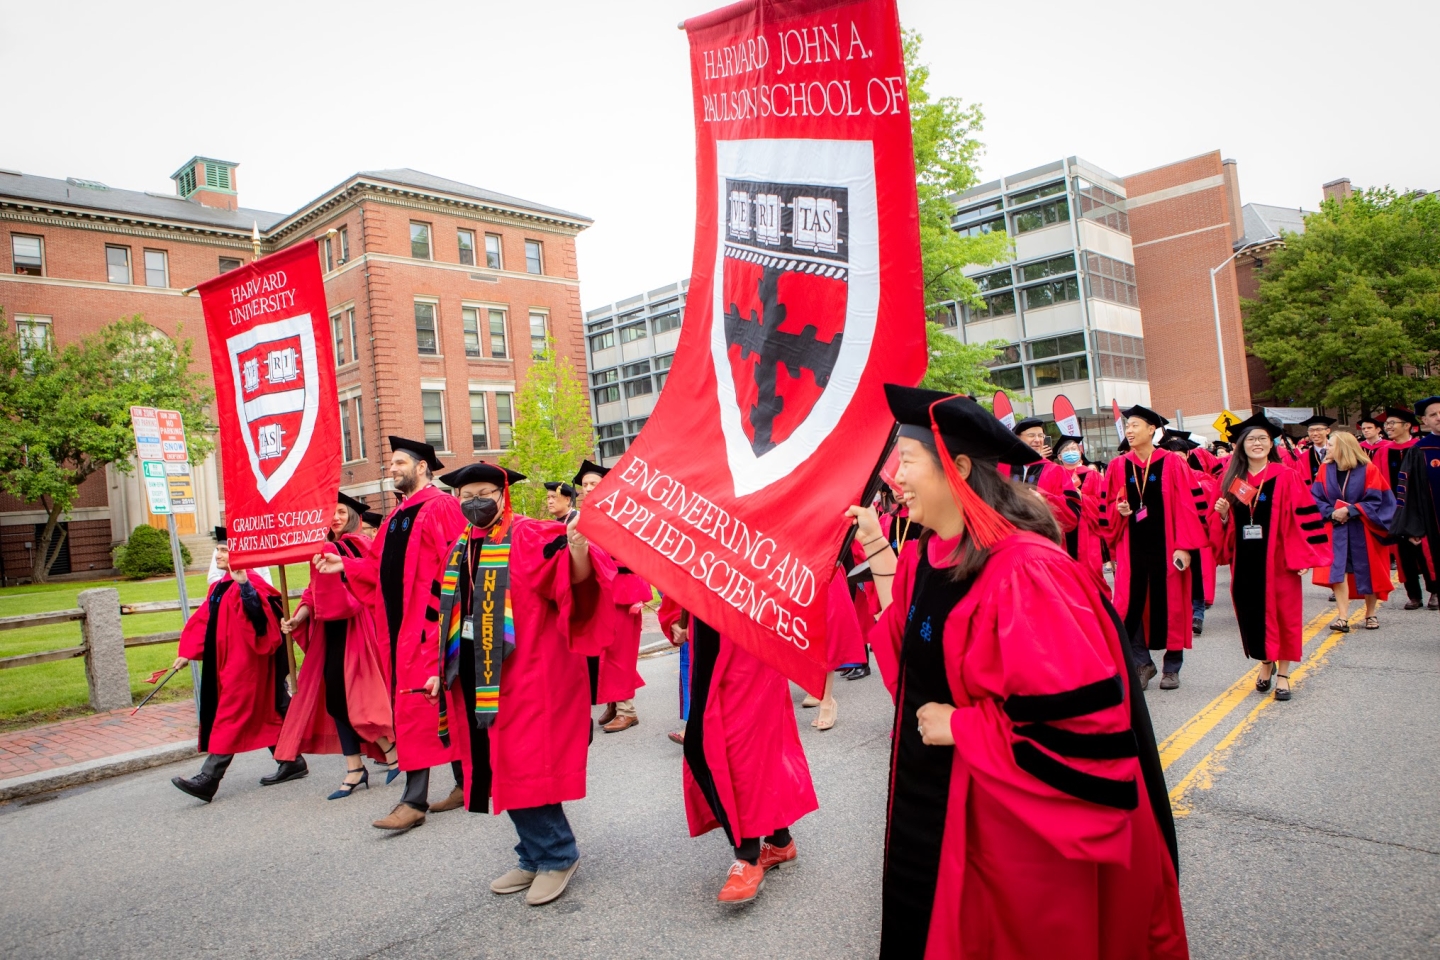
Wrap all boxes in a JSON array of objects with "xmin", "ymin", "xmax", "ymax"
[{"xmin": 1213, "ymin": 410, "xmax": 1241, "ymax": 441}]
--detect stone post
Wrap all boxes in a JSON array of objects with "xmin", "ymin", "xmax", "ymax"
[{"xmin": 79, "ymin": 588, "xmax": 132, "ymax": 712}]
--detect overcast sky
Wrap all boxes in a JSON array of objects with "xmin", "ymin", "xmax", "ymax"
[{"xmin": 3, "ymin": 1, "xmax": 1433, "ymax": 311}]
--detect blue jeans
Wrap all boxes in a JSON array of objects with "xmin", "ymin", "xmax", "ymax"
[
  {"xmin": 1192, "ymin": 597, "xmax": 1206, "ymax": 622},
  {"xmin": 509, "ymin": 803, "xmax": 578, "ymax": 872}
]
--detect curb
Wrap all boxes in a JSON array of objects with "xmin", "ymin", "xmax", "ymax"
[
  {"xmin": 0, "ymin": 740, "xmax": 197, "ymax": 803},
  {"xmin": 639, "ymin": 636, "xmax": 678, "ymax": 658}
]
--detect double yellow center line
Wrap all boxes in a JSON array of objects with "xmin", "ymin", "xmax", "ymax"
[{"xmin": 1160, "ymin": 602, "xmax": 1366, "ymax": 815}]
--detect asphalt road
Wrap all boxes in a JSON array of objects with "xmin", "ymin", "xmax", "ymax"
[{"xmin": 1, "ymin": 572, "xmax": 1436, "ymax": 959}]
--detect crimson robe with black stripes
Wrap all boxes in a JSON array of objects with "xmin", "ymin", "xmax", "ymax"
[
  {"xmin": 1098, "ymin": 449, "xmax": 1209, "ymax": 652},
  {"xmin": 870, "ymin": 530, "xmax": 1187, "ymax": 959}
]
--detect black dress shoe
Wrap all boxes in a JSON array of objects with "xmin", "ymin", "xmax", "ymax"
[
  {"xmin": 172, "ymin": 773, "xmax": 220, "ymax": 802},
  {"xmin": 260, "ymin": 757, "xmax": 309, "ymax": 786},
  {"xmin": 842, "ymin": 664, "xmax": 871, "ymax": 681},
  {"xmin": 1192, "ymin": 617, "xmax": 1204, "ymax": 636}
]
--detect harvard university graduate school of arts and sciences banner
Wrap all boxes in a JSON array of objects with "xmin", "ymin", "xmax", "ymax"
[
  {"xmin": 197, "ymin": 242, "xmax": 341, "ymax": 569},
  {"xmin": 578, "ymin": 0, "xmax": 926, "ymax": 695}
]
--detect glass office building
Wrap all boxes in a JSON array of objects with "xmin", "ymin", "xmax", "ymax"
[
  {"xmin": 583, "ymin": 279, "xmax": 688, "ymax": 464},
  {"xmin": 937, "ymin": 157, "xmax": 1151, "ymax": 449}
]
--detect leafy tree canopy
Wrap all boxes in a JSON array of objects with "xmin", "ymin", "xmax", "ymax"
[
  {"xmin": 500, "ymin": 339, "xmax": 594, "ymax": 519},
  {"xmin": 905, "ymin": 29, "xmax": 1011, "ymax": 310},
  {"xmin": 905, "ymin": 31, "xmax": 1010, "ymax": 397},
  {"xmin": 0, "ymin": 313, "xmax": 214, "ymax": 580},
  {"xmin": 1245, "ymin": 187, "xmax": 1440, "ymax": 414}
]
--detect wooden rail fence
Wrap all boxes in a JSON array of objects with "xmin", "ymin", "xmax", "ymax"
[{"xmin": 0, "ymin": 588, "xmax": 302, "ymax": 711}]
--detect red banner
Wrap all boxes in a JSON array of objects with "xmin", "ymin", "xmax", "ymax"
[
  {"xmin": 197, "ymin": 242, "xmax": 340, "ymax": 569},
  {"xmin": 578, "ymin": 0, "xmax": 925, "ymax": 695}
]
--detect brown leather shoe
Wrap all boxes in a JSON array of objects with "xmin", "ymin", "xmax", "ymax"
[
  {"xmin": 597, "ymin": 703, "xmax": 617, "ymax": 726},
  {"xmin": 602, "ymin": 714, "xmax": 639, "ymax": 733},
  {"xmin": 372, "ymin": 803, "xmax": 426, "ymax": 831},
  {"xmin": 429, "ymin": 785, "xmax": 465, "ymax": 812}
]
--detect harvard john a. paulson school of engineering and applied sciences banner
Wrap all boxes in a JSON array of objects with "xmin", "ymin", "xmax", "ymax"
[
  {"xmin": 197, "ymin": 242, "xmax": 340, "ymax": 569},
  {"xmin": 579, "ymin": 0, "xmax": 926, "ymax": 695}
]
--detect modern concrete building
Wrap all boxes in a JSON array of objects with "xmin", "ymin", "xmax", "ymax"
[
  {"xmin": 582, "ymin": 279, "xmax": 687, "ymax": 465},
  {"xmin": 943, "ymin": 157, "xmax": 1149, "ymax": 452}
]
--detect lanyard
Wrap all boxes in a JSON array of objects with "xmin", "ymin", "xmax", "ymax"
[{"xmin": 1129, "ymin": 450, "xmax": 1155, "ymax": 504}]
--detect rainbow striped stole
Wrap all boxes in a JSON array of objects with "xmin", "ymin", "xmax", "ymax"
[
  {"xmin": 472, "ymin": 542, "xmax": 513, "ymax": 720},
  {"xmin": 436, "ymin": 525, "xmax": 513, "ymax": 745}
]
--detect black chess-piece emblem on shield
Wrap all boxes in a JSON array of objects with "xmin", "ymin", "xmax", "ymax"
[{"xmin": 724, "ymin": 264, "xmax": 843, "ymax": 456}]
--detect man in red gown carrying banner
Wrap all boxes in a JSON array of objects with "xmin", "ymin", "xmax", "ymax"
[
  {"xmin": 578, "ymin": 0, "xmax": 927, "ymax": 904},
  {"xmin": 181, "ymin": 242, "xmax": 342, "ymax": 800},
  {"xmin": 196, "ymin": 241, "xmax": 341, "ymax": 571}
]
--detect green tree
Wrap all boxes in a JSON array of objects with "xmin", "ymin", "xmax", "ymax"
[
  {"xmin": 904, "ymin": 31, "xmax": 1010, "ymax": 393},
  {"xmin": 920, "ymin": 322, "xmax": 1011, "ymax": 399},
  {"xmin": 905, "ymin": 30, "xmax": 1011, "ymax": 310},
  {"xmin": 500, "ymin": 339, "xmax": 594, "ymax": 519},
  {"xmin": 1245, "ymin": 188, "xmax": 1440, "ymax": 414},
  {"xmin": 0, "ymin": 313, "xmax": 214, "ymax": 581}
]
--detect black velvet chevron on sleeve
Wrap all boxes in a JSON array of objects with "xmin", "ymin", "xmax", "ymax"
[
  {"xmin": 1015, "ymin": 722, "xmax": 1139, "ymax": 759},
  {"xmin": 1012, "ymin": 740, "xmax": 1139, "ymax": 810},
  {"xmin": 1002, "ymin": 674, "xmax": 1124, "ymax": 723},
  {"xmin": 542, "ymin": 533, "xmax": 569, "ymax": 560}
]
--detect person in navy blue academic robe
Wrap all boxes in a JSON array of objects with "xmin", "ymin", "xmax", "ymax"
[{"xmin": 1392, "ymin": 397, "xmax": 1440, "ymax": 606}]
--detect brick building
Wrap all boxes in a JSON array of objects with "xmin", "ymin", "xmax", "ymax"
[
  {"xmin": 0, "ymin": 158, "xmax": 590, "ymax": 579},
  {"xmin": 1122, "ymin": 151, "xmax": 1251, "ymax": 434}
]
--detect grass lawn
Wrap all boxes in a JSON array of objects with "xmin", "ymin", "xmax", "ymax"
[{"xmin": 0, "ymin": 565, "xmax": 311, "ymax": 730}]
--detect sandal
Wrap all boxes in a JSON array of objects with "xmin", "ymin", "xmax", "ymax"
[
  {"xmin": 1255, "ymin": 661, "xmax": 1275, "ymax": 693},
  {"xmin": 1273, "ymin": 673, "xmax": 1292, "ymax": 702},
  {"xmin": 1328, "ymin": 617, "xmax": 1350, "ymax": 633},
  {"xmin": 812, "ymin": 697, "xmax": 837, "ymax": 731},
  {"xmin": 1364, "ymin": 616, "xmax": 1379, "ymax": 630}
]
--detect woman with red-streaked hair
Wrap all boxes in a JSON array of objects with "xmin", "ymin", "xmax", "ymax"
[{"xmin": 847, "ymin": 385, "xmax": 1187, "ymax": 960}]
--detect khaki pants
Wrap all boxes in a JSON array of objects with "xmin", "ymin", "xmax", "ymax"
[{"xmin": 615, "ymin": 698, "xmax": 637, "ymax": 718}]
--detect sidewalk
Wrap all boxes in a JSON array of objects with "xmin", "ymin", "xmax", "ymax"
[{"xmin": 0, "ymin": 701, "xmax": 196, "ymax": 802}]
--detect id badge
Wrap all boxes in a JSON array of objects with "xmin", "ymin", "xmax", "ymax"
[
  {"xmin": 461, "ymin": 616, "xmax": 475, "ymax": 640},
  {"xmin": 1242, "ymin": 524, "xmax": 1263, "ymax": 541},
  {"xmin": 1135, "ymin": 507, "xmax": 1149, "ymax": 522}
]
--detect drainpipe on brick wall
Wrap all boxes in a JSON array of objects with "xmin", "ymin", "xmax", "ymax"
[{"xmin": 354, "ymin": 189, "xmax": 391, "ymax": 512}]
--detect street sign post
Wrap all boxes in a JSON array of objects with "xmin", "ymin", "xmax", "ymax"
[{"xmin": 130, "ymin": 406, "xmax": 199, "ymax": 717}]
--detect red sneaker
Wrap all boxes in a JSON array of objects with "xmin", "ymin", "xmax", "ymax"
[
  {"xmin": 717, "ymin": 860, "xmax": 766, "ymax": 904},
  {"xmin": 757, "ymin": 840, "xmax": 797, "ymax": 872}
]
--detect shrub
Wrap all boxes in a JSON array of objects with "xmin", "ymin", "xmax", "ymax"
[{"xmin": 115, "ymin": 525, "xmax": 191, "ymax": 579}]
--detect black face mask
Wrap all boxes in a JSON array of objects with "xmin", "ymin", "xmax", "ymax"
[{"xmin": 461, "ymin": 496, "xmax": 499, "ymax": 528}]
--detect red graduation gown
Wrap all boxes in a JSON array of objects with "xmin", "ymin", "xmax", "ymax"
[
  {"xmin": 344, "ymin": 484, "xmax": 468, "ymax": 772},
  {"xmin": 1211, "ymin": 463, "xmax": 1330, "ymax": 662},
  {"xmin": 275, "ymin": 534, "xmax": 393, "ymax": 761},
  {"xmin": 1064, "ymin": 463, "xmax": 1107, "ymax": 586},
  {"xmin": 594, "ymin": 569, "xmax": 651, "ymax": 703},
  {"xmin": 1099, "ymin": 449, "xmax": 1208, "ymax": 652},
  {"xmin": 1000, "ymin": 460, "xmax": 1080, "ymax": 534},
  {"xmin": 824, "ymin": 564, "xmax": 867, "ymax": 669},
  {"xmin": 872, "ymin": 531, "xmax": 1188, "ymax": 959},
  {"xmin": 178, "ymin": 575, "xmax": 284, "ymax": 756},
  {"xmin": 446, "ymin": 516, "xmax": 617, "ymax": 814},
  {"xmin": 682, "ymin": 622, "xmax": 819, "ymax": 843}
]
